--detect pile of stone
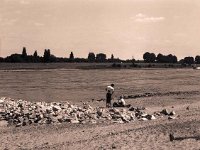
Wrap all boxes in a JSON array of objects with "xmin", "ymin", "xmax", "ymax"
[
  {"xmin": 0, "ymin": 97, "xmax": 176, "ymax": 127},
  {"xmin": 160, "ymin": 108, "xmax": 176, "ymax": 120}
]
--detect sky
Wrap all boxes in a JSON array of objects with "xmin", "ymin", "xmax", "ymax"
[{"xmin": 0, "ymin": 0, "xmax": 200, "ymax": 60}]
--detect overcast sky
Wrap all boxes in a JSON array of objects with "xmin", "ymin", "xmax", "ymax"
[{"xmin": 0, "ymin": 0, "xmax": 200, "ymax": 59}]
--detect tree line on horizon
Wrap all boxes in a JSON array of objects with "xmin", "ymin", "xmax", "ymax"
[
  {"xmin": 0, "ymin": 47, "xmax": 200, "ymax": 65},
  {"xmin": 143, "ymin": 52, "xmax": 200, "ymax": 65},
  {"xmin": 0, "ymin": 47, "xmax": 123, "ymax": 63}
]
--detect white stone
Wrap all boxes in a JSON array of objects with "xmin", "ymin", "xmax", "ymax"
[
  {"xmin": 150, "ymin": 115, "xmax": 156, "ymax": 120},
  {"xmin": 70, "ymin": 120, "xmax": 79, "ymax": 124},
  {"xmin": 140, "ymin": 118, "xmax": 148, "ymax": 121},
  {"xmin": 168, "ymin": 116, "xmax": 176, "ymax": 120}
]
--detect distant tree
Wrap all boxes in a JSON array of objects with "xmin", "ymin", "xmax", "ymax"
[
  {"xmin": 111, "ymin": 54, "xmax": 114, "ymax": 60},
  {"xmin": 22, "ymin": 47, "xmax": 27, "ymax": 58},
  {"xmin": 21, "ymin": 47, "xmax": 28, "ymax": 62},
  {"xmin": 69, "ymin": 52, "xmax": 74, "ymax": 60},
  {"xmin": 132, "ymin": 57, "xmax": 136, "ymax": 64},
  {"xmin": 143, "ymin": 52, "xmax": 156, "ymax": 63},
  {"xmin": 167, "ymin": 54, "xmax": 173, "ymax": 63},
  {"xmin": 172, "ymin": 55, "xmax": 178, "ymax": 63},
  {"xmin": 179, "ymin": 59, "xmax": 184, "ymax": 64},
  {"xmin": 156, "ymin": 53, "xmax": 163, "ymax": 63},
  {"xmin": 73, "ymin": 58, "xmax": 88, "ymax": 63},
  {"xmin": 88, "ymin": 52, "xmax": 95, "ymax": 62},
  {"xmin": 183, "ymin": 57, "xmax": 194, "ymax": 65},
  {"xmin": 143, "ymin": 52, "xmax": 149, "ymax": 62},
  {"xmin": 5, "ymin": 54, "xmax": 24, "ymax": 63},
  {"xmin": 156, "ymin": 53, "xmax": 177, "ymax": 63},
  {"xmin": 43, "ymin": 49, "xmax": 51, "ymax": 62},
  {"xmin": 0, "ymin": 57, "xmax": 4, "ymax": 62},
  {"xmin": 33, "ymin": 50, "xmax": 40, "ymax": 63},
  {"xmin": 49, "ymin": 54, "xmax": 57, "ymax": 62},
  {"xmin": 129, "ymin": 57, "xmax": 136, "ymax": 67},
  {"xmin": 33, "ymin": 50, "xmax": 38, "ymax": 58},
  {"xmin": 167, "ymin": 54, "xmax": 177, "ymax": 63},
  {"xmin": 195, "ymin": 55, "xmax": 200, "ymax": 64},
  {"xmin": 96, "ymin": 53, "xmax": 107, "ymax": 62},
  {"xmin": 150, "ymin": 53, "xmax": 156, "ymax": 62}
]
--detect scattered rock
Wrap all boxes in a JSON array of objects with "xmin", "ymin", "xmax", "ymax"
[
  {"xmin": 128, "ymin": 107, "xmax": 135, "ymax": 111},
  {"xmin": 139, "ymin": 118, "xmax": 148, "ymax": 121},
  {"xmin": 169, "ymin": 133, "xmax": 175, "ymax": 141},
  {"xmin": 141, "ymin": 113, "xmax": 148, "ymax": 118},
  {"xmin": 0, "ymin": 97, "xmax": 178, "ymax": 127},
  {"xmin": 0, "ymin": 98, "xmax": 5, "ymax": 104},
  {"xmin": 169, "ymin": 111, "xmax": 176, "ymax": 116},
  {"xmin": 161, "ymin": 109, "xmax": 170, "ymax": 115},
  {"xmin": 90, "ymin": 120, "xmax": 97, "ymax": 124},
  {"xmin": 151, "ymin": 115, "xmax": 156, "ymax": 120},
  {"xmin": 146, "ymin": 115, "xmax": 156, "ymax": 120},
  {"xmin": 112, "ymin": 119, "xmax": 124, "ymax": 124},
  {"xmin": 70, "ymin": 120, "xmax": 80, "ymax": 124},
  {"xmin": 52, "ymin": 105, "xmax": 61, "ymax": 111},
  {"xmin": 168, "ymin": 116, "xmax": 176, "ymax": 120},
  {"xmin": 112, "ymin": 144, "xmax": 116, "ymax": 149}
]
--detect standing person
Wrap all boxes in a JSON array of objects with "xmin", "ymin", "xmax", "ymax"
[{"xmin": 106, "ymin": 84, "xmax": 115, "ymax": 108}]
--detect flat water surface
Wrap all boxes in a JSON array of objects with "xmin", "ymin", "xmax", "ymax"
[{"xmin": 0, "ymin": 69, "xmax": 199, "ymax": 102}]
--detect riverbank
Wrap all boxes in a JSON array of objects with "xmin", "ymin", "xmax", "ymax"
[
  {"xmin": 0, "ymin": 62, "xmax": 198, "ymax": 70},
  {"xmin": 1, "ymin": 90, "xmax": 200, "ymax": 149}
]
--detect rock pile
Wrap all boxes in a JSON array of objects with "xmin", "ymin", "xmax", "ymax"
[{"xmin": 0, "ymin": 97, "xmax": 176, "ymax": 127}]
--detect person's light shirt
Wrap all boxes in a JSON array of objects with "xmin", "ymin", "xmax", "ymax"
[
  {"xmin": 106, "ymin": 86, "xmax": 114, "ymax": 94},
  {"xmin": 118, "ymin": 98, "xmax": 126, "ymax": 106}
]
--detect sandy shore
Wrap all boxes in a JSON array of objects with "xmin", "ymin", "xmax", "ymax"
[{"xmin": 1, "ymin": 90, "xmax": 200, "ymax": 150}]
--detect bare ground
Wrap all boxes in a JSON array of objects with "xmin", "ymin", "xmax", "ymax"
[{"xmin": 1, "ymin": 90, "xmax": 200, "ymax": 150}]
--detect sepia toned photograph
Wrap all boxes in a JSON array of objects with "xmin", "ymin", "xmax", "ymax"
[{"xmin": 0, "ymin": 0, "xmax": 200, "ymax": 149}]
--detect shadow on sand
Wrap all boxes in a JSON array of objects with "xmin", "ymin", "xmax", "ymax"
[{"xmin": 170, "ymin": 134, "xmax": 200, "ymax": 141}]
